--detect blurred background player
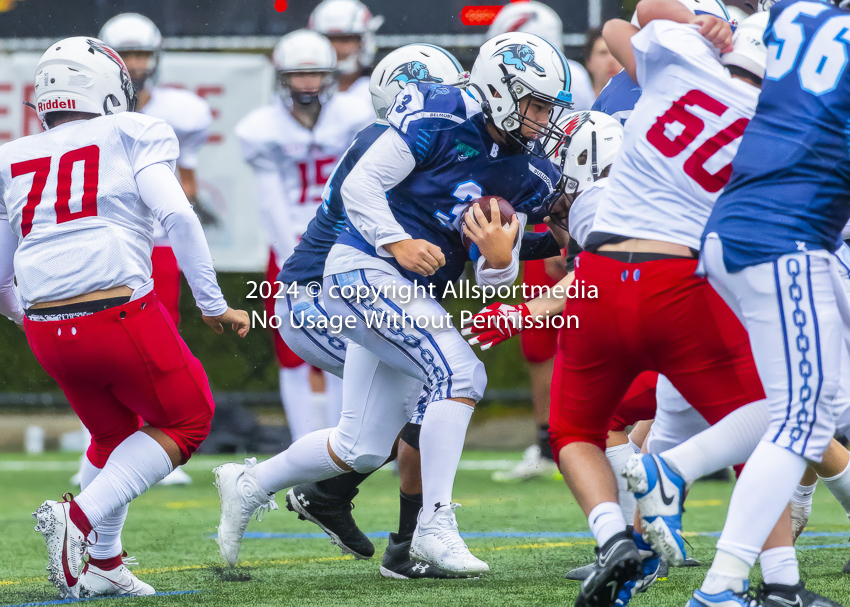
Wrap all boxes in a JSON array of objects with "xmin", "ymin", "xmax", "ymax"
[
  {"xmin": 236, "ymin": 29, "xmax": 374, "ymax": 442},
  {"xmin": 309, "ymin": 0, "xmax": 383, "ymax": 98},
  {"xmin": 584, "ymin": 29, "xmax": 624, "ymax": 99},
  {"xmin": 0, "ymin": 36, "xmax": 248, "ymax": 598}
]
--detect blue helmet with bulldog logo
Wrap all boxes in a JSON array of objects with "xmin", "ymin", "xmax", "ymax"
[
  {"xmin": 468, "ymin": 31, "xmax": 573, "ymax": 159},
  {"xmin": 370, "ymin": 44, "xmax": 470, "ymax": 123}
]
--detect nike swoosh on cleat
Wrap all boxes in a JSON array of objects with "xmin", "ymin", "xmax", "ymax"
[
  {"xmin": 651, "ymin": 458, "xmax": 675, "ymax": 507},
  {"xmin": 767, "ymin": 597, "xmax": 803, "ymax": 607},
  {"xmin": 61, "ymin": 514, "xmax": 78, "ymax": 588},
  {"xmin": 597, "ymin": 540, "xmax": 629, "ymax": 567}
]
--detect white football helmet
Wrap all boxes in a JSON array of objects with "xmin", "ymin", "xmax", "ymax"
[
  {"xmin": 370, "ymin": 44, "xmax": 469, "ymax": 123},
  {"xmin": 546, "ymin": 110, "xmax": 624, "ymax": 228},
  {"xmin": 721, "ymin": 11, "xmax": 769, "ymax": 80},
  {"xmin": 272, "ymin": 30, "xmax": 338, "ymax": 110},
  {"xmin": 98, "ymin": 13, "xmax": 162, "ymax": 92},
  {"xmin": 33, "ymin": 37, "xmax": 137, "ymax": 129},
  {"xmin": 309, "ymin": 0, "xmax": 384, "ymax": 74},
  {"xmin": 488, "ymin": 1, "xmax": 563, "ymax": 49},
  {"xmin": 468, "ymin": 32, "xmax": 573, "ymax": 158}
]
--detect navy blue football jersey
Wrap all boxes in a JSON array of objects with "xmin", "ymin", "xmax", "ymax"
[
  {"xmin": 704, "ymin": 0, "xmax": 850, "ymax": 271},
  {"xmin": 336, "ymin": 82, "xmax": 562, "ymax": 297},
  {"xmin": 591, "ymin": 70, "xmax": 643, "ymax": 125},
  {"xmin": 278, "ymin": 124, "xmax": 387, "ymax": 285}
]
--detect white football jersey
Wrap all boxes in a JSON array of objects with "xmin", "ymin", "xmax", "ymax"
[
  {"xmin": 569, "ymin": 180, "xmax": 608, "ymax": 249},
  {"xmin": 142, "ymin": 87, "xmax": 213, "ymax": 244},
  {"xmin": 591, "ymin": 21, "xmax": 760, "ymax": 250},
  {"xmin": 0, "ymin": 113, "xmax": 177, "ymax": 307},
  {"xmin": 236, "ymin": 92, "xmax": 374, "ymax": 263}
]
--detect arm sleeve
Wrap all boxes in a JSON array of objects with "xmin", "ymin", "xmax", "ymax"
[
  {"xmin": 251, "ymin": 167, "xmax": 298, "ymax": 266},
  {"xmin": 474, "ymin": 213, "xmax": 526, "ymax": 288},
  {"xmin": 0, "ymin": 218, "xmax": 23, "ymax": 324},
  {"xmin": 136, "ymin": 163, "xmax": 228, "ymax": 317},
  {"xmin": 519, "ymin": 230, "xmax": 561, "ymax": 261},
  {"xmin": 340, "ymin": 128, "xmax": 416, "ymax": 255}
]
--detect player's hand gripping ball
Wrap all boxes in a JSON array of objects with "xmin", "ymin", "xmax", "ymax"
[
  {"xmin": 460, "ymin": 196, "xmax": 519, "ymax": 267},
  {"xmin": 461, "ymin": 302, "xmax": 530, "ymax": 350}
]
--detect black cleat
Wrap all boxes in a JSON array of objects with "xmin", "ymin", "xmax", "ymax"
[
  {"xmin": 682, "ymin": 557, "xmax": 701, "ymax": 567},
  {"xmin": 760, "ymin": 582, "xmax": 846, "ymax": 607},
  {"xmin": 567, "ymin": 557, "xmax": 671, "ymax": 581},
  {"xmin": 285, "ymin": 484, "xmax": 374, "ymax": 559},
  {"xmin": 379, "ymin": 533, "xmax": 459, "ymax": 579},
  {"xmin": 574, "ymin": 530, "xmax": 642, "ymax": 607}
]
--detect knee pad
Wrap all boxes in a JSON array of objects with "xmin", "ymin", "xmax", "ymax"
[{"xmin": 401, "ymin": 422, "xmax": 421, "ymax": 451}]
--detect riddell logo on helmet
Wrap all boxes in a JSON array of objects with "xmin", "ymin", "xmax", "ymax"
[{"xmin": 37, "ymin": 99, "xmax": 77, "ymax": 112}]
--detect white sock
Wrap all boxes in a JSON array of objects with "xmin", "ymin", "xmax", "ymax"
[
  {"xmin": 664, "ymin": 400, "xmax": 770, "ymax": 482},
  {"xmin": 606, "ymin": 443, "xmax": 638, "ymax": 525},
  {"xmin": 324, "ymin": 372, "xmax": 343, "ymax": 428},
  {"xmin": 821, "ymin": 457, "xmax": 850, "ymax": 518},
  {"xmin": 792, "ymin": 481, "xmax": 817, "ymax": 506},
  {"xmin": 715, "ymin": 442, "xmax": 807, "ymax": 568},
  {"xmin": 80, "ymin": 456, "xmax": 128, "ymax": 559},
  {"xmin": 760, "ymin": 546, "xmax": 800, "ymax": 586},
  {"xmin": 75, "ymin": 432, "xmax": 172, "ymax": 530},
  {"xmin": 627, "ymin": 437, "xmax": 640, "ymax": 454},
  {"xmin": 419, "ymin": 399, "xmax": 474, "ymax": 520},
  {"xmin": 588, "ymin": 502, "xmax": 627, "ymax": 547},
  {"xmin": 256, "ymin": 427, "xmax": 343, "ymax": 494},
  {"xmin": 280, "ymin": 366, "xmax": 322, "ymax": 441},
  {"xmin": 702, "ymin": 551, "xmax": 750, "ymax": 594}
]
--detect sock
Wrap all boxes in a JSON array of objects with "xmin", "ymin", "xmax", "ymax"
[
  {"xmin": 399, "ymin": 491, "xmax": 423, "ymax": 541},
  {"xmin": 606, "ymin": 443, "xmax": 638, "ymax": 525},
  {"xmin": 759, "ymin": 546, "xmax": 800, "ymax": 586},
  {"xmin": 793, "ymin": 482, "xmax": 817, "ymax": 506},
  {"xmin": 702, "ymin": 550, "xmax": 750, "ymax": 594},
  {"xmin": 419, "ymin": 399, "xmax": 474, "ymax": 520},
  {"xmin": 280, "ymin": 365, "xmax": 321, "ymax": 441},
  {"xmin": 627, "ymin": 437, "xmax": 640, "ymax": 454},
  {"xmin": 324, "ymin": 372, "xmax": 343, "ymax": 428},
  {"xmin": 588, "ymin": 501, "xmax": 627, "ymax": 547},
  {"xmin": 80, "ymin": 456, "xmax": 128, "ymax": 559},
  {"xmin": 256, "ymin": 427, "xmax": 343, "ymax": 494},
  {"xmin": 315, "ymin": 469, "xmax": 372, "ymax": 497},
  {"xmin": 664, "ymin": 400, "xmax": 770, "ymax": 482},
  {"xmin": 87, "ymin": 553, "xmax": 124, "ymax": 571},
  {"xmin": 74, "ymin": 432, "xmax": 172, "ymax": 531},
  {"xmin": 538, "ymin": 424, "xmax": 554, "ymax": 461},
  {"xmin": 821, "ymin": 457, "xmax": 850, "ymax": 518},
  {"xmin": 715, "ymin": 442, "xmax": 807, "ymax": 569}
]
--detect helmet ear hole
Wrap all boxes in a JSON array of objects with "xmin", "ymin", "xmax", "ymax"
[
  {"xmin": 577, "ymin": 150, "xmax": 588, "ymax": 165},
  {"xmin": 487, "ymin": 84, "xmax": 502, "ymax": 99}
]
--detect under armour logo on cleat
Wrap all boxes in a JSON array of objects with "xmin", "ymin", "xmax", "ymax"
[
  {"xmin": 434, "ymin": 502, "xmax": 443, "ymax": 512},
  {"xmin": 298, "ymin": 494, "xmax": 310, "ymax": 507},
  {"xmin": 412, "ymin": 563, "xmax": 429, "ymax": 573}
]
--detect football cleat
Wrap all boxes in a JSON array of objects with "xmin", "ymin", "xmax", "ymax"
[
  {"xmin": 157, "ymin": 466, "xmax": 193, "ymax": 486},
  {"xmin": 565, "ymin": 561, "xmax": 598, "ymax": 581},
  {"xmin": 566, "ymin": 556, "xmax": 673, "ymax": 582},
  {"xmin": 759, "ymin": 582, "xmax": 846, "ymax": 606},
  {"xmin": 575, "ymin": 529, "xmax": 642, "ymax": 607},
  {"xmin": 686, "ymin": 583, "xmax": 759, "ymax": 607},
  {"xmin": 492, "ymin": 445, "xmax": 560, "ymax": 482},
  {"xmin": 285, "ymin": 484, "xmax": 374, "ymax": 559},
  {"xmin": 32, "ymin": 495, "xmax": 91, "ymax": 599},
  {"xmin": 214, "ymin": 458, "xmax": 278, "ymax": 567},
  {"xmin": 380, "ymin": 532, "xmax": 460, "ymax": 579},
  {"xmin": 79, "ymin": 554, "xmax": 155, "ymax": 597},
  {"xmin": 623, "ymin": 454, "xmax": 688, "ymax": 566},
  {"xmin": 614, "ymin": 533, "xmax": 663, "ymax": 606},
  {"xmin": 410, "ymin": 503, "xmax": 489, "ymax": 576}
]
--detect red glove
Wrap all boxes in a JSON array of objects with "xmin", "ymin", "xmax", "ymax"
[{"xmin": 461, "ymin": 302, "xmax": 530, "ymax": 350}]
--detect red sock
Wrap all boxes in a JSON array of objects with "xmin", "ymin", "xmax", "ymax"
[
  {"xmin": 68, "ymin": 499, "xmax": 94, "ymax": 537},
  {"xmin": 88, "ymin": 553, "xmax": 124, "ymax": 571}
]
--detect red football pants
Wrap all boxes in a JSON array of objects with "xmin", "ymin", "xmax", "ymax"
[
  {"xmin": 550, "ymin": 252, "xmax": 764, "ymax": 457},
  {"xmin": 520, "ymin": 224, "xmax": 562, "ymax": 363},
  {"xmin": 24, "ymin": 292, "xmax": 215, "ymax": 467},
  {"xmin": 608, "ymin": 371, "xmax": 659, "ymax": 433},
  {"xmin": 151, "ymin": 245, "xmax": 181, "ymax": 327},
  {"xmin": 266, "ymin": 253, "xmax": 306, "ymax": 368}
]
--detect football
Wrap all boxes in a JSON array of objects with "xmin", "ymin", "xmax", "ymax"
[{"xmin": 459, "ymin": 196, "xmax": 517, "ymax": 253}]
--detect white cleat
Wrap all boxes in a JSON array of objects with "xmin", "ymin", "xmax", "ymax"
[
  {"xmin": 492, "ymin": 445, "xmax": 559, "ymax": 482},
  {"xmin": 214, "ymin": 458, "xmax": 278, "ymax": 567},
  {"xmin": 790, "ymin": 498, "xmax": 811, "ymax": 543},
  {"xmin": 79, "ymin": 556, "xmax": 155, "ymax": 597},
  {"xmin": 158, "ymin": 466, "xmax": 193, "ymax": 486},
  {"xmin": 410, "ymin": 504, "xmax": 489, "ymax": 577},
  {"xmin": 32, "ymin": 496, "xmax": 90, "ymax": 599}
]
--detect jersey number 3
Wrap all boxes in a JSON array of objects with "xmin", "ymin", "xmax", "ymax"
[
  {"xmin": 646, "ymin": 90, "xmax": 748, "ymax": 193},
  {"xmin": 11, "ymin": 145, "xmax": 100, "ymax": 238}
]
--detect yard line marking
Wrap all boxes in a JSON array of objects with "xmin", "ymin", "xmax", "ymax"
[{"xmin": 1, "ymin": 590, "xmax": 198, "ymax": 607}]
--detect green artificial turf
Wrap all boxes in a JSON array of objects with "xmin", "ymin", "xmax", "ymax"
[{"xmin": 1, "ymin": 452, "xmax": 848, "ymax": 606}]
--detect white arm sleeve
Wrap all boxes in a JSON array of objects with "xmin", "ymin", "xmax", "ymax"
[
  {"xmin": 474, "ymin": 213, "xmax": 526, "ymax": 288},
  {"xmin": 136, "ymin": 163, "xmax": 228, "ymax": 317},
  {"xmin": 0, "ymin": 218, "xmax": 23, "ymax": 324},
  {"xmin": 340, "ymin": 129, "xmax": 416, "ymax": 256},
  {"xmin": 251, "ymin": 168, "xmax": 298, "ymax": 267}
]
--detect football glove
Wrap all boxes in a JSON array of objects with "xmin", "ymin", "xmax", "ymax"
[{"xmin": 461, "ymin": 302, "xmax": 530, "ymax": 350}]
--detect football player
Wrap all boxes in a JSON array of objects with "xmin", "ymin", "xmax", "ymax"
[
  {"xmin": 236, "ymin": 29, "xmax": 374, "ymax": 441},
  {"xmin": 215, "ymin": 31, "xmax": 572, "ymax": 577},
  {"xmin": 0, "ymin": 37, "xmax": 248, "ymax": 599}
]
